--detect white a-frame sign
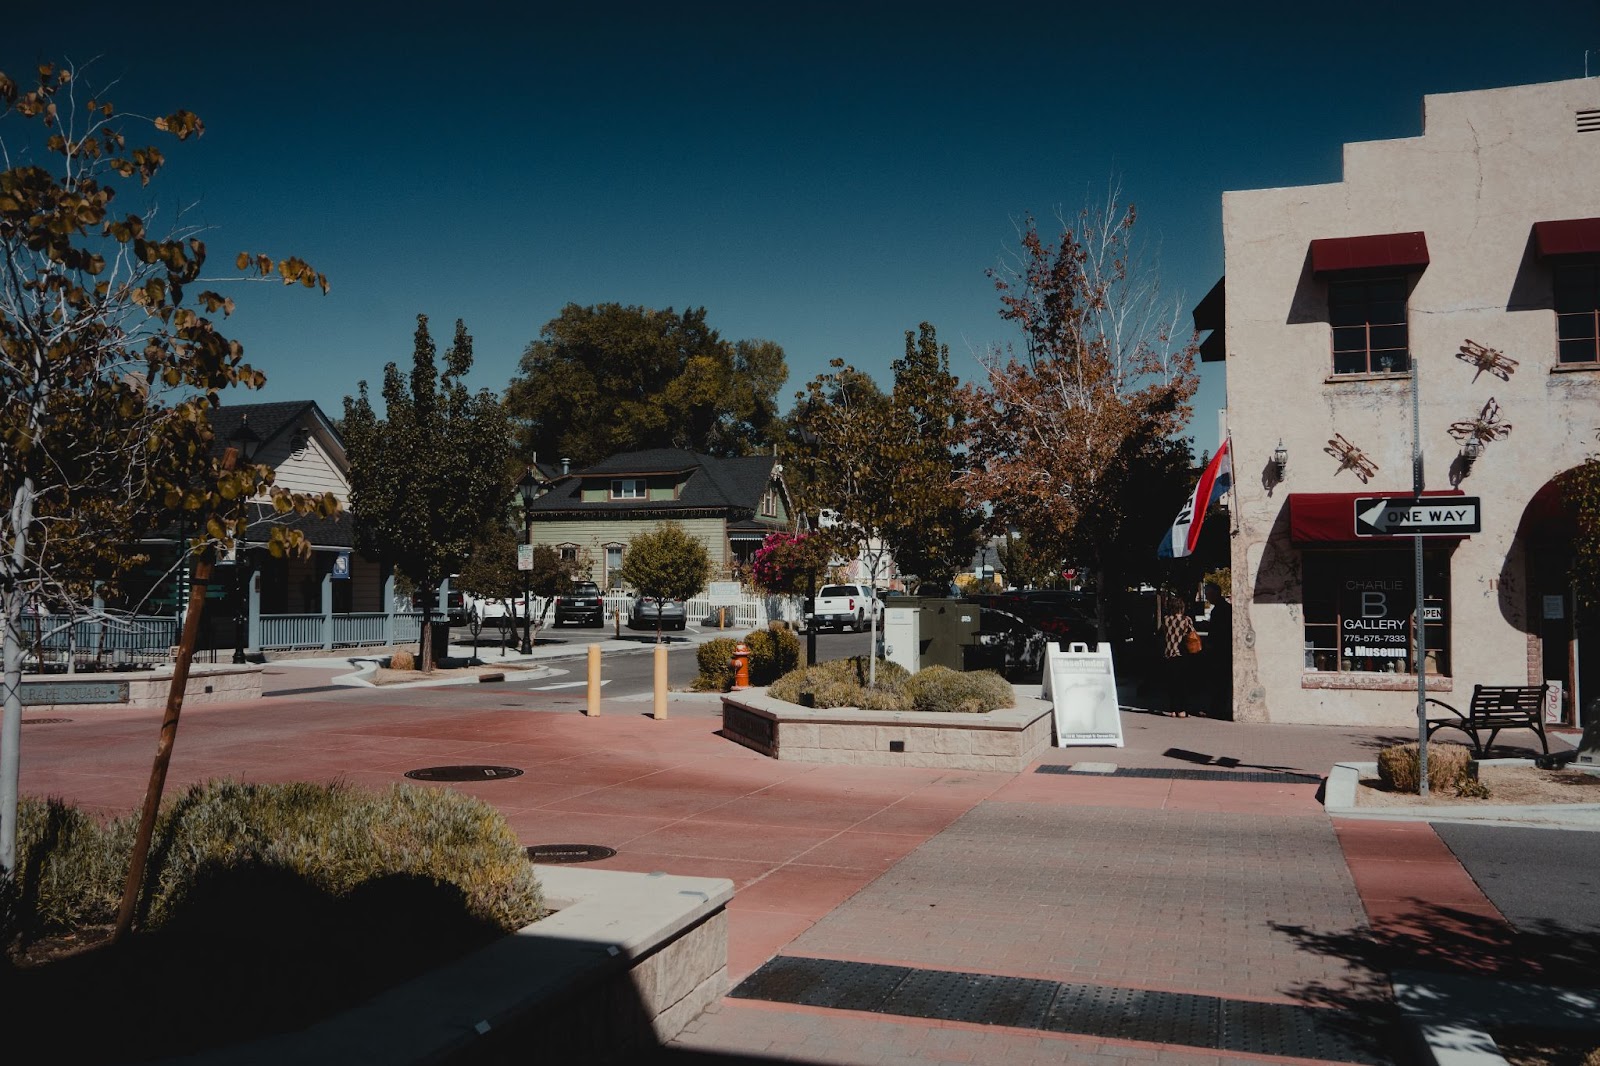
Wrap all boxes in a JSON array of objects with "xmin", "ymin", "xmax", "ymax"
[{"xmin": 1040, "ymin": 641, "xmax": 1124, "ymax": 747}]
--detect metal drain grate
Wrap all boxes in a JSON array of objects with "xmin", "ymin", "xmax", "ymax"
[
  {"xmin": 21, "ymin": 718, "xmax": 72, "ymax": 725},
  {"xmin": 525, "ymin": 844, "xmax": 616, "ymax": 864},
  {"xmin": 404, "ymin": 765, "xmax": 524, "ymax": 781},
  {"xmin": 1035, "ymin": 764, "xmax": 1321, "ymax": 784},
  {"xmin": 732, "ymin": 956, "xmax": 1387, "ymax": 1064}
]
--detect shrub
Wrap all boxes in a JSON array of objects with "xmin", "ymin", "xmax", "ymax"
[
  {"xmin": 694, "ymin": 638, "xmax": 739, "ymax": 691},
  {"xmin": 139, "ymin": 780, "xmax": 543, "ymax": 931},
  {"xmin": 2, "ymin": 797, "xmax": 126, "ymax": 948},
  {"xmin": 745, "ymin": 625, "xmax": 800, "ymax": 685},
  {"xmin": 903, "ymin": 666, "xmax": 1015, "ymax": 713},
  {"xmin": 389, "ymin": 649, "xmax": 415, "ymax": 670},
  {"xmin": 1377, "ymin": 742, "xmax": 1474, "ymax": 794},
  {"xmin": 768, "ymin": 656, "xmax": 910, "ymax": 709}
]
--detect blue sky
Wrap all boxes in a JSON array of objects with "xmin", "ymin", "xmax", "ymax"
[{"xmin": 7, "ymin": 2, "xmax": 1598, "ymax": 450}]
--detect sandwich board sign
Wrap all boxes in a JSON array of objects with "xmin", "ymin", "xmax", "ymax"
[{"xmin": 1040, "ymin": 641, "xmax": 1123, "ymax": 747}]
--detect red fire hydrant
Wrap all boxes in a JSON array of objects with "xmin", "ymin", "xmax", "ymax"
[{"xmin": 731, "ymin": 643, "xmax": 752, "ymax": 690}]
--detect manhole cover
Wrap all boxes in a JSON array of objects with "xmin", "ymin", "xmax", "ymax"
[
  {"xmin": 404, "ymin": 765, "xmax": 524, "ymax": 781},
  {"xmin": 21, "ymin": 718, "xmax": 72, "ymax": 725},
  {"xmin": 526, "ymin": 844, "xmax": 616, "ymax": 864}
]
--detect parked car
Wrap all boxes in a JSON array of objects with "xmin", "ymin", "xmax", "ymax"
[
  {"xmin": 463, "ymin": 591, "xmax": 517, "ymax": 626},
  {"xmin": 554, "ymin": 581, "xmax": 605, "ymax": 627},
  {"xmin": 411, "ymin": 585, "xmax": 467, "ymax": 625},
  {"xmin": 628, "ymin": 596, "xmax": 687, "ymax": 631},
  {"xmin": 805, "ymin": 583, "xmax": 877, "ymax": 632}
]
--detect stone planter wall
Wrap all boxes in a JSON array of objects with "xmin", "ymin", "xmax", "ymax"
[
  {"xmin": 188, "ymin": 867, "xmax": 733, "ymax": 1065},
  {"xmin": 721, "ymin": 686, "xmax": 1054, "ymax": 772},
  {"xmin": 19, "ymin": 662, "xmax": 262, "ymax": 712}
]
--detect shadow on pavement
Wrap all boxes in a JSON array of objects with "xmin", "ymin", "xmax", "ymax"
[{"xmin": 1272, "ymin": 900, "xmax": 1600, "ymax": 1061}]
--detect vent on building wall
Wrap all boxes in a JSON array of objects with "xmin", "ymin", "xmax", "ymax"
[{"xmin": 1577, "ymin": 109, "xmax": 1600, "ymax": 133}]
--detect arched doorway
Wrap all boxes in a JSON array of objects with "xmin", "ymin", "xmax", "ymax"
[{"xmin": 1512, "ymin": 475, "xmax": 1594, "ymax": 727}]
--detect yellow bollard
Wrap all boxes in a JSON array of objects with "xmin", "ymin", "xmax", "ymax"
[
  {"xmin": 652, "ymin": 643, "xmax": 668, "ymax": 720},
  {"xmin": 586, "ymin": 643, "xmax": 601, "ymax": 717}
]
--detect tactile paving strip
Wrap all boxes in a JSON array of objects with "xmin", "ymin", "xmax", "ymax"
[
  {"xmin": 732, "ymin": 956, "xmax": 1388, "ymax": 1064},
  {"xmin": 1035, "ymin": 764, "xmax": 1322, "ymax": 783}
]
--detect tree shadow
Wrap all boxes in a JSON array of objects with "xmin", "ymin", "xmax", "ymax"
[
  {"xmin": 1271, "ymin": 900, "xmax": 1600, "ymax": 1061},
  {"xmin": 1, "ymin": 861, "xmax": 503, "ymax": 1063}
]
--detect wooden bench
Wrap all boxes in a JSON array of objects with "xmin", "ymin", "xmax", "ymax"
[{"xmin": 1424, "ymin": 684, "xmax": 1550, "ymax": 757}]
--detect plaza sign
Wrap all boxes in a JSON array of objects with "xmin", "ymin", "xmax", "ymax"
[{"xmin": 1354, "ymin": 497, "xmax": 1480, "ymax": 537}]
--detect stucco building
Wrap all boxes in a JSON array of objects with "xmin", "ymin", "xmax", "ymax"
[{"xmin": 1210, "ymin": 77, "xmax": 1600, "ymax": 726}]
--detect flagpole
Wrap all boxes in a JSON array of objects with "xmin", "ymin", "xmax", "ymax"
[{"xmin": 1413, "ymin": 358, "xmax": 1429, "ymax": 798}]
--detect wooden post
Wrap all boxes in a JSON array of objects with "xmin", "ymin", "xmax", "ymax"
[
  {"xmin": 114, "ymin": 447, "xmax": 237, "ymax": 941},
  {"xmin": 586, "ymin": 643, "xmax": 601, "ymax": 717},
  {"xmin": 652, "ymin": 643, "xmax": 668, "ymax": 720}
]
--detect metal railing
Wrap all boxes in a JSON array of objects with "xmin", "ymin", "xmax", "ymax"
[
  {"xmin": 331, "ymin": 613, "xmax": 388, "ymax": 647},
  {"xmin": 259, "ymin": 614, "xmax": 325, "ymax": 650},
  {"xmin": 22, "ymin": 613, "xmax": 177, "ymax": 670}
]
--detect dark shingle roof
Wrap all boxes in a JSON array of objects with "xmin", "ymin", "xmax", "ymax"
[
  {"xmin": 528, "ymin": 449, "xmax": 779, "ymax": 517},
  {"xmin": 209, "ymin": 401, "xmax": 323, "ymax": 454}
]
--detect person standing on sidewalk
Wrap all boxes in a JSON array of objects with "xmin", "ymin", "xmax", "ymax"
[{"xmin": 1158, "ymin": 591, "xmax": 1199, "ymax": 717}]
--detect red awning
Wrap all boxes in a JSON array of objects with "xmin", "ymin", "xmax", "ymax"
[
  {"xmin": 1533, "ymin": 218, "xmax": 1600, "ymax": 258},
  {"xmin": 1309, "ymin": 231, "xmax": 1430, "ymax": 276},
  {"xmin": 1288, "ymin": 491, "xmax": 1467, "ymax": 544}
]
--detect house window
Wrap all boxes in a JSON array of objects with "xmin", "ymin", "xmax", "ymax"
[
  {"xmin": 1329, "ymin": 277, "xmax": 1409, "ymax": 375},
  {"xmin": 610, "ymin": 479, "xmax": 645, "ymax": 500},
  {"xmin": 1302, "ymin": 549, "xmax": 1450, "ymax": 676},
  {"xmin": 760, "ymin": 488, "xmax": 778, "ymax": 518},
  {"xmin": 1555, "ymin": 262, "xmax": 1600, "ymax": 364},
  {"xmin": 605, "ymin": 544, "xmax": 624, "ymax": 588},
  {"xmin": 557, "ymin": 543, "xmax": 578, "ymax": 563}
]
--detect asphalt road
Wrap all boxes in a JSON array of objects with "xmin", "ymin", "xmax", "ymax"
[
  {"xmin": 445, "ymin": 623, "xmax": 876, "ymax": 702},
  {"xmin": 1434, "ymin": 822, "xmax": 1600, "ymax": 934}
]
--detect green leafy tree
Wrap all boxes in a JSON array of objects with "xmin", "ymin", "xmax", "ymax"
[
  {"xmin": 879, "ymin": 324, "xmax": 985, "ymax": 591},
  {"xmin": 505, "ymin": 303, "xmax": 787, "ymax": 467},
  {"xmin": 0, "ymin": 64, "xmax": 334, "ymax": 875},
  {"xmin": 458, "ymin": 528, "xmax": 577, "ymax": 643},
  {"xmin": 1564, "ymin": 444, "xmax": 1600, "ymax": 617},
  {"xmin": 789, "ymin": 361, "xmax": 899, "ymax": 682},
  {"xmin": 342, "ymin": 316, "xmax": 513, "ymax": 670},
  {"xmin": 619, "ymin": 522, "xmax": 711, "ymax": 642},
  {"xmin": 994, "ymin": 529, "xmax": 1061, "ymax": 590},
  {"xmin": 961, "ymin": 188, "xmax": 1199, "ymax": 637}
]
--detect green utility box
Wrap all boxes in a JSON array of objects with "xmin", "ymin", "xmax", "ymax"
[{"xmin": 902, "ymin": 598, "xmax": 982, "ymax": 671}]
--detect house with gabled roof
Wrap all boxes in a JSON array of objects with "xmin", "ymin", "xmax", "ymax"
[
  {"xmin": 526, "ymin": 448, "xmax": 793, "ymax": 588},
  {"xmin": 118, "ymin": 400, "xmax": 408, "ymax": 656}
]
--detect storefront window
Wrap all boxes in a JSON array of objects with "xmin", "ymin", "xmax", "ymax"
[{"xmin": 1302, "ymin": 548, "xmax": 1451, "ymax": 675}]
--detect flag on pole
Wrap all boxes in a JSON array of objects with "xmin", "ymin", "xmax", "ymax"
[{"xmin": 1158, "ymin": 437, "xmax": 1232, "ymax": 559}]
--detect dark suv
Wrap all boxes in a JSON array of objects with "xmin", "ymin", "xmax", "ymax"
[{"xmin": 554, "ymin": 581, "xmax": 604, "ymax": 627}]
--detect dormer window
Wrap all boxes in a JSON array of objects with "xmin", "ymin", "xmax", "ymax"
[
  {"xmin": 610, "ymin": 478, "xmax": 645, "ymax": 500},
  {"xmin": 761, "ymin": 488, "xmax": 779, "ymax": 517}
]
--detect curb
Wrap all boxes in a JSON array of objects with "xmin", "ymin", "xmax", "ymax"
[{"xmin": 1324, "ymin": 760, "xmax": 1600, "ymax": 830}]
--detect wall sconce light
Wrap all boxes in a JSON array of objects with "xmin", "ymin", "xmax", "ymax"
[
  {"xmin": 1460, "ymin": 439, "xmax": 1482, "ymax": 466},
  {"xmin": 1272, "ymin": 439, "xmax": 1288, "ymax": 478}
]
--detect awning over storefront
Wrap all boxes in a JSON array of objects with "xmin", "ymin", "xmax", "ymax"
[
  {"xmin": 1309, "ymin": 231, "xmax": 1430, "ymax": 276},
  {"xmin": 1288, "ymin": 490, "xmax": 1467, "ymax": 544},
  {"xmin": 1533, "ymin": 217, "xmax": 1600, "ymax": 258}
]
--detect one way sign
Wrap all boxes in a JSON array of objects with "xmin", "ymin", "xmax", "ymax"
[{"xmin": 1354, "ymin": 497, "xmax": 1481, "ymax": 537}]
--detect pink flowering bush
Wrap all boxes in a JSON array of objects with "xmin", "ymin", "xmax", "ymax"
[{"xmin": 750, "ymin": 531, "xmax": 830, "ymax": 594}]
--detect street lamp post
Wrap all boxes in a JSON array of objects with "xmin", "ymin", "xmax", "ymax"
[
  {"xmin": 229, "ymin": 416, "xmax": 261, "ymax": 665},
  {"xmin": 518, "ymin": 467, "xmax": 540, "ymax": 655}
]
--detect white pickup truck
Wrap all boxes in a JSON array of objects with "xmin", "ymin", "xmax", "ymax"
[{"xmin": 805, "ymin": 583, "xmax": 879, "ymax": 633}]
